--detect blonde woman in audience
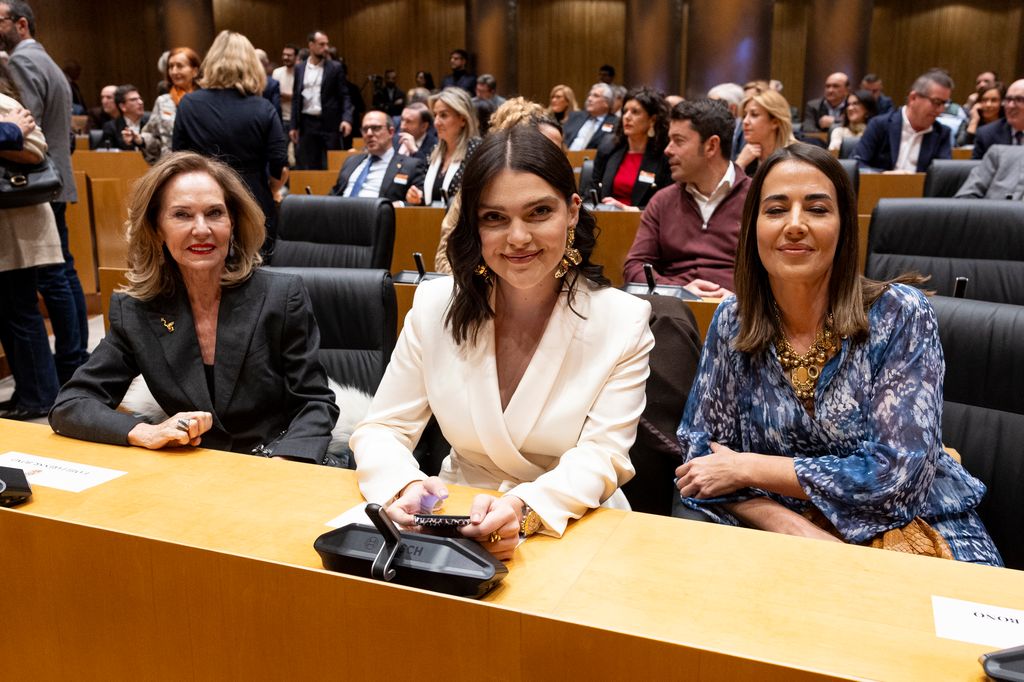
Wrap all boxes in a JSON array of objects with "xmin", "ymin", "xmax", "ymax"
[
  {"xmin": 352, "ymin": 127, "xmax": 653, "ymax": 560},
  {"xmin": 828, "ymin": 89, "xmax": 877, "ymax": 153},
  {"xmin": 141, "ymin": 47, "xmax": 201, "ymax": 164},
  {"xmin": 547, "ymin": 84, "xmax": 578, "ymax": 124},
  {"xmin": 434, "ymin": 97, "xmax": 563, "ymax": 273},
  {"xmin": 735, "ymin": 89, "xmax": 796, "ymax": 176},
  {"xmin": 49, "ymin": 152, "xmax": 339, "ymax": 462},
  {"xmin": 405, "ymin": 87, "xmax": 480, "ymax": 206}
]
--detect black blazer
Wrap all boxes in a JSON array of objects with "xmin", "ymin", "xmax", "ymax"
[
  {"xmin": 853, "ymin": 108, "xmax": 952, "ymax": 172},
  {"xmin": 330, "ymin": 151, "xmax": 425, "ymax": 202},
  {"xmin": 263, "ymin": 76, "xmax": 282, "ymax": 121},
  {"xmin": 589, "ymin": 136, "xmax": 672, "ymax": 208},
  {"xmin": 392, "ymin": 127, "xmax": 437, "ymax": 162},
  {"xmin": 972, "ymin": 118, "xmax": 1015, "ymax": 160},
  {"xmin": 49, "ymin": 270, "xmax": 339, "ymax": 463},
  {"xmin": 563, "ymin": 110, "xmax": 615, "ymax": 150},
  {"xmin": 290, "ymin": 59, "xmax": 354, "ymax": 133},
  {"xmin": 802, "ymin": 97, "xmax": 844, "ymax": 133},
  {"xmin": 100, "ymin": 114, "xmax": 151, "ymax": 150}
]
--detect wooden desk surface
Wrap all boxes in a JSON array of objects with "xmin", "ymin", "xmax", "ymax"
[
  {"xmin": 856, "ymin": 172, "xmax": 925, "ymax": 216},
  {"xmin": 2, "ymin": 420, "xmax": 1019, "ymax": 680}
]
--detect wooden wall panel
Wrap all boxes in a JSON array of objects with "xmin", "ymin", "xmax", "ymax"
[
  {"xmin": 517, "ymin": 0, "xmax": 626, "ymax": 104},
  {"xmin": 771, "ymin": 0, "xmax": 809, "ymax": 111},
  {"xmin": 869, "ymin": 0, "xmax": 1024, "ymax": 105}
]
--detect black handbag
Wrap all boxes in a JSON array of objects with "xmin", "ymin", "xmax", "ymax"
[{"xmin": 0, "ymin": 155, "xmax": 63, "ymax": 208}]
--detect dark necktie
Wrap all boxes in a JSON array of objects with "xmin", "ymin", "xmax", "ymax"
[
  {"xmin": 349, "ymin": 155, "xmax": 379, "ymax": 196},
  {"xmin": 1014, "ymin": 131, "xmax": 1023, "ymax": 146}
]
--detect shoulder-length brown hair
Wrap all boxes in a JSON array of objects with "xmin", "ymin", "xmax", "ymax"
[
  {"xmin": 121, "ymin": 152, "xmax": 265, "ymax": 301},
  {"xmin": 200, "ymin": 30, "xmax": 265, "ymax": 96},
  {"xmin": 445, "ymin": 126, "xmax": 609, "ymax": 345},
  {"xmin": 167, "ymin": 46, "xmax": 201, "ymax": 89},
  {"xmin": 733, "ymin": 143, "xmax": 917, "ymax": 353}
]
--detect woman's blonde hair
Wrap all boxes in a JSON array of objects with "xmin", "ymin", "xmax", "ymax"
[
  {"xmin": 489, "ymin": 96, "xmax": 547, "ymax": 131},
  {"xmin": 199, "ymin": 30, "xmax": 266, "ymax": 96},
  {"xmin": 121, "ymin": 152, "xmax": 265, "ymax": 301},
  {"xmin": 547, "ymin": 84, "xmax": 579, "ymax": 112},
  {"xmin": 742, "ymin": 89, "xmax": 796, "ymax": 153},
  {"xmin": 428, "ymin": 87, "xmax": 478, "ymax": 165}
]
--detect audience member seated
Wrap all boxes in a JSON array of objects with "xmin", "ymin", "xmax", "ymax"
[
  {"xmin": 828, "ymin": 89, "xmax": 877, "ymax": 152},
  {"xmin": 330, "ymin": 110, "xmax": 424, "ymax": 201},
  {"xmin": 414, "ymin": 70, "xmax": 435, "ymax": 93},
  {"xmin": 956, "ymin": 81, "xmax": 1004, "ymax": 148},
  {"xmin": 853, "ymin": 69, "xmax": 953, "ymax": 173},
  {"xmin": 473, "ymin": 96, "xmax": 496, "ymax": 135},
  {"xmin": 173, "ymin": 31, "xmax": 288, "ymax": 247},
  {"xmin": 707, "ymin": 82, "xmax": 745, "ymax": 160},
  {"xmin": 588, "ymin": 87, "xmax": 671, "ymax": 210},
  {"xmin": 860, "ymin": 73, "xmax": 894, "ymax": 114},
  {"xmin": 404, "ymin": 87, "xmax": 480, "ymax": 206},
  {"xmin": 405, "ymin": 86, "xmax": 431, "ymax": 105},
  {"xmin": 963, "ymin": 70, "xmax": 997, "ymax": 112},
  {"xmin": 140, "ymin": 47, "xmax": 200, "ymax": 165},
  {"xmin": 372, "ymin": 68, "xmax": 404, "ymax": 118},
  {"xmin": 736, "ymin": 89, "xmax": 796, "ymax": 176},
  {"xmin": 564, "ymin": 83, "xmax": 616, "ymax": 151},
  {"xmin": 394, "ymin": 101, "xmax": 436, "ymax": 161},
  {"xmin": 440, "ymin": 49, "xmax": 475, "ymax": 94},
  {"xmin": 610, "ymin": 85, "xmax": 627, "ymax": 116},
  {"xmin": 472, "ymin": 73, "xmax": 505, "ymax": 110},
  {"xmin": 802, "ymin": 72, "xmax": 849, "ymax": 134},
  {"xmin": 972, "ymin": 78, "xmax": 1024, "ymax": 159},
  {"xmin": 100, "ymin": 84, "xmax": 150, "ymax": 150},
  {"xmin": 674, "ymin": 143, "xmax": 1002, "ymax": 566},
  {"xmin": 49, "ymin": 152, "xmax": 339, "ymax": 462},
  {"xmin": 351, "ymin": 127, "xmax": 654, "ymax": 560},
  {"xmin": 623, "ymin": 99, "xmax": 750, "ymax": 297},
  {"xmin": 547, "ymin": 83, "xmax": 578, "ymax": 125},
  {"xmin": 954, "ymin": 145, "xmax": 1024, "ymax": 200},
  {"xmin": 598, "ymin": 64, "xmax": 615, "ymax": 85},
  {"xmin": 86, "ymin": 84, "xmax": 118, "ymax": 131}
]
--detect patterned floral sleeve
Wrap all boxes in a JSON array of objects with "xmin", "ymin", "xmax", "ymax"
[{"xmin": 793, "ymin": 285, "xmax": 943, "ymax": 542}]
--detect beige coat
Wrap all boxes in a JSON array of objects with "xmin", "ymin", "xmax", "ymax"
[{"xmin": 0, "ymin": 92, "xmax": 61, "ymax": 273}]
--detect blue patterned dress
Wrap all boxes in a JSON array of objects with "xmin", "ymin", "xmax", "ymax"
[{"xmin": 677, "ymin": 284, "xmax": 1003, "ymax": 566}]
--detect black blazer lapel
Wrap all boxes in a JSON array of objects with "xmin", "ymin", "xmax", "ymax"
[
  {"xmin": 145, "ymin": 293, "xmax": 215, "ymax": 415},
  {"xmin": 631, "ymin": 141, "xmax": 665, "ymax": 207},
  {"xmin": 332, "ymin": 154, "xmax": 364, "ymax": 195},
  {"xmin": 213, "ymin": 280, "xmax": 268, "ymax": 415},
  {"xmin": 887, "ymin": 113, "xmax": 902, "ymax": 170}
]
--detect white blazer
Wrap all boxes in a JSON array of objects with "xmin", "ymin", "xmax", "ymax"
[{"xmin": 351, "ymin": 277, "xmax": 654, "ymax": 536}]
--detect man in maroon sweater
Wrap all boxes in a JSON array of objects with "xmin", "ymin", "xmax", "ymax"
[{"xmin": 623, "ymin": 99, "xmax": 750, "ymax": 298}]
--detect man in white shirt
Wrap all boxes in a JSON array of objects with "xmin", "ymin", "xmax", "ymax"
[
  {"xmin": 272, "ymin": 44, "xmax": 297, "ymax": 125},
  {"xmin": 289, "ymin": 30, "xmax": 353, "ymax": 170},
  {"xmin": 331, "ymin": 110, "xmax": 424, "ymax": 202}
]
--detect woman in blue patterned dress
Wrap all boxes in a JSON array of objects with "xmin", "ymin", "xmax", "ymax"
[{"xmin": 674, "ymin": 143, "xmax": 1002, "ymax": 566}]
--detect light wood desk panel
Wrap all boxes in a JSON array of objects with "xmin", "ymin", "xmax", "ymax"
[
  {"xmin": 66, "ymin": 170, "xmax": 97, "ymax": 293},
  {"xmin": 856, "ymin": 172, "xmax": 925, "ymax": 216},
  {"xmin": 88, "ymin": 177, "xmax": 130, "ymax": 269},
  {"xmin": 592, "ymin": 210, "xmax": 642, "ymax": 288},
  {"xmin": 393, "ymin": 206, "xmax": 445, "ymax": 274},
  {"xmin": 290, "ymin": 169, "xmax": 338, "ymax": 196},
  {"xmin": 71, "ymin": 150, "xmax": 149, "ymax": 181}
]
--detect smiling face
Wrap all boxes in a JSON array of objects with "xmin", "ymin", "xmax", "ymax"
[
  {"xmin": 621, "ymin": 98, "xmax": 653, "ymax": 140},
  {"xmin": 756, "ymin": 160, "xmax": 840, "ymax": 292},
  {"xmin": 433, "ymin": 99, "xmax": 466, "ymax": 147},
  {"xmin": 477, "ymin": 169, "xmax": 580, "ymax": 296},
  {"xmin": 1005, "ymin": 80, "xmax": 1024, "ymax": 132},
  {"xmin": 845, "ymin": 94, "xmax": 865, "ymax": 124},
  {"xmin": 157, "ymin": 172, "xmax": 233, "ymax": 278},
  {"xmin": 167, "ymin": 52, "xmax": 198, "ymax": 89},
  {"xmin": 550, "ymin": 89, "xmax": 567, "ymax": 113},
  {"xmin": 281, "ymin": 47, "xmax": 296, "ymax": 67},
  {"xmin": 906, "ymin": 80, "xmax": 951, "ymax": 131},
  {"xmin": 360, "ymin": 110, "xmax": 393, "ymax": 156},
  {"xmin": 120, "ymin": 90, "xmax": 145, "ymax": 120},
  {"xmin": 742, "ymin": 100, "xmax": 778, "ymax": 147},
  {"xmin": 976, "ymin": 87, "xmax": 1002, "ymax": 123}
]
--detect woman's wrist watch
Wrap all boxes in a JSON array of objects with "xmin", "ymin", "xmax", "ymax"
[{"xmin": 520, "ymin": 503, "xmax": 541, "ymax": 537}]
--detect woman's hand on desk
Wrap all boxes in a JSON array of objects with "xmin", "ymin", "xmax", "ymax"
[
  {"xmin": 405, "ymin": 185, "xmax": 423, "ymax": 205},
  {"xmin": 127, "ymin": 411, "xmax": 213, "ymax": 449},
  {"xmin": 676, "ymin": 443, "xmax": 751, "ymax": 499},
  {"xmin": 724, "ymin": 498, "xmax": 841, "ymax": 543},
  {"xmin": 459, "ymin": 494, "xmax": 521, "ymax": 561},
  {"xmin": 386, "ymin": 476, "xmax": 449, "ymax": 526}
]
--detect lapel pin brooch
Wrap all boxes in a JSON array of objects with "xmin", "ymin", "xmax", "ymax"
[{"xmin": 161, "ymin": 318, "xmax": 175, "ymax": 333}]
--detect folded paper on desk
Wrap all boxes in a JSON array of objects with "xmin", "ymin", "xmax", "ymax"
[
  {"xmin": 0, "ymin": 452, "xmax": 126, "ymax": 493},
  {"xmin": 933, "ymin": 596, "xmax": 1024, "ymax": 648}
]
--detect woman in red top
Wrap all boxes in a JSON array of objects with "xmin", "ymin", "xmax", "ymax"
[{"xmin": 588, "ymin": 87, "xmax": 672, "ymax": 210}]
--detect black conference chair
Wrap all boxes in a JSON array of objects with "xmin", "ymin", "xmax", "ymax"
[
  {"xmin": 88, "ymin": 129, "xmax": 105, "ymax": 150},
  {"xmin": 923, "ymin": 159, "xmax": 981, "ymax": 198},
  {"xmin": 578, "ymin": 157, "xmax": 595, "ymax": 196},
  {"xmin": 865, "ymin": 198, "xmax": 1024, "ymax": 304},
  {"xmin": 838, "ymin": 135, "xmax": 860, "ymax": 160},
  {"xmin": 931, "ymin": 295, "xmax": 1024, "ymax": 569},
  {"xmin": 272, "ymin": 196, "xmax": 395, "ymax": 269},
  {"xmin": 838, "ymin": 158, "xmax": 859, "ymax": 196}
]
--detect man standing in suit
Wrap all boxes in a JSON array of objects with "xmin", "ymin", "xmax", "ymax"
[
  {"xmin": 1, "ymin": 0, "xmax": 89, "ymax": 412},
  {"xmin": 440, "ymin": 49, "xmax": 475, "ymax": 93},
  {"xmin": 394, "ymin": 102, "xmax": 437, "ymax": 161},
  {"xmin": 802, "ymin": 72, "xmax": 849, "ymax": 133},
  {"xmin": 289, "ymin": 30, "xmax": 353, "ymax": 170},
  {"xmin": 972, "ymin": 78, "xmax": 1024, "ymax": 159},
  {"xmin": 853, "ymin": 69, "xmax": 954, "ymax": 173},
  {"xmin": 100, "ymin": 85, "xmax": 151, "ymax": 150},
  {"xmin": 955, "ymin": 145, "xmax": 1024, "ymax": 200},
  {"xmin": 331, "ymin": 110, "xmax": 425, "ymax": 202},
  {"xmin": 564, "ymin": 83, "xmax": 616, "ymax": 151}
]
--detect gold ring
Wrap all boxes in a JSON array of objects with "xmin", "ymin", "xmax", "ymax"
[{"xmin": 489, "ymin": 531, "xmax": 501, "ymax": 543}]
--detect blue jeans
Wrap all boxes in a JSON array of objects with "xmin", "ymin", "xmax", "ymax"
[
  {"xmin": 0, "ymin": 267, "xmax": 60, "ymax": 411},
  {"xmin": 35, "ymin": 201, "xmax": 88, "ymax": 384}
]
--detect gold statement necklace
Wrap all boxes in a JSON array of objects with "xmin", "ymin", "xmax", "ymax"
[{"xmin": 774, "ymin": 310, "xmax": 839, "ymax": 401}]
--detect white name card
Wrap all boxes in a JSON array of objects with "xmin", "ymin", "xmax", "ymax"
[
  {"xmin": 932, "ymin": 595, "xmax": 1024, "ymax": 648},
  {"xmin": 0, "ymin": 451, "xmax": 126, "ymax": 493}
]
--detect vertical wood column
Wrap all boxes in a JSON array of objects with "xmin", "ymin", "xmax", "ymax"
[
  {"xmin": 684, "ymin": 0, "xmax": 773, "ymax": 99},
  {"xmin": 466, "ymin": 0, "xmax": 518, "ymax": 95},
  {"xmin": 158, "ymin": 0, "xmax": 215, "ymax": 51},
  {"xmin": 802, "ymin": 0, "xmax": 873, "ymax": 104},
  {"xmin": 624, "ymin": 0, "xmax": 685, "ymax": 94}
]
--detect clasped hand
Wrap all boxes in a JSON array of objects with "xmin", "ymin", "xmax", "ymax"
[
  {"xmin": 675, "ymin": 442, "xmax": 750, "ymax": 499},
  {"xmin": 127, "ymin": 411, "xmax": 213, "ymax": 449},
  {"xmin": 387, "ymin": 477, "xmax": 521, "ymax": 560}
]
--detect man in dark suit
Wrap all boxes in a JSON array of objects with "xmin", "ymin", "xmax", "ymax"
[
  {"xmin": 853, "ymin": 69, "xmax": 954, "ymax": 173},
  {"xmin": 100, "ymin": 84, "xmax": 151, "ymax": 151},
  {"xmin": 802, "ymin": 72, "xmax": 849, "ymax": 133},
  {"xmin": 440, "ymin": 49, "xmax": 475, "ymax": 93},
  {"xmin": 860, "ymin": 73, "xmax": 894, "ymax": 114},
  {"xmin": 564, "ymin": 83, "xmax": 616, "ymax": 151},
  {"xmin": 289, "ymin": 30, "xmax": 354, "ymax": 170},
  {"xmin": 972, "ymin": 78, "xmax": 1024, "ymax": 159},
  {"xmin": 394, "ymin": 102, "xmax": 437, "ymax": 161},
  {"xmin": 331, "ymin": 110, "xmax": 425, "ymax": 202},
  {"xmin": 87, "ymin": 84, "xmax": 119, "ymax": 131},
  {"xmin": 955, "ymin": 145, "xmax": 1024, "ymax": 200}
]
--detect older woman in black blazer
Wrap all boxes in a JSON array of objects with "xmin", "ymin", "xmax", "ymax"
[
  {"xmin": 49, "ymin": 152, "xmax": 338, "ymax": 463},
  {"xmin": 588, "ymin": 87, "xmax": 672, "ymax": 210}
]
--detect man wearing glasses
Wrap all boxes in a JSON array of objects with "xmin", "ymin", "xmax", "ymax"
[
  {"xmin": 973, "ymin": 78, "xmax": 1024, "ymax": 160},
  {"xmin": 100, "ymin": 85, "xmax": 150, "ymax": 151},
  {"xmin": 330, "ymin": 110, "xmax": 424, "ymax": 202},
  {"xmin": 853, "ymin": 69, "xmax": 954, "ymax": 173}
]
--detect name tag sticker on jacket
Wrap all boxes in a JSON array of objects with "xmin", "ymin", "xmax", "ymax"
[
  {"xmin": 932, "ymin": 595, "xmax": 1024, "ymax": 648},
  {"xmin": 394, "ymin": 173, "xmax": 409, "ymax": 185},
  {"xmin": 601, "ymin": 123, "xmax": 615, "ymax": 133},
  {"xmin": 637, "ymin": 171, "xmax": 656, "ymax": 184},
  {"xmin": 0, "ymin": 451, "xmax": 126, "ymax": 493}
]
